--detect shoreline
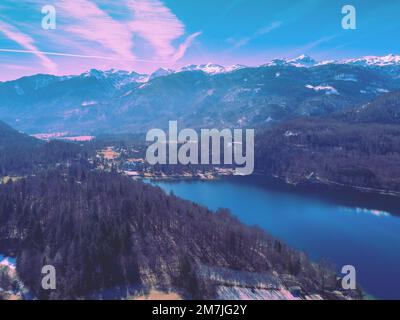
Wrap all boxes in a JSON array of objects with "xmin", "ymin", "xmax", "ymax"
[{"xmin": 143, "ymin": 172, "xmax": 400, "ymax": 216}]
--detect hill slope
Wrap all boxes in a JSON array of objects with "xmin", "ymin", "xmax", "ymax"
[
  {"xmin": 340, "ymin": 90, "xmax": 400, "ymax": 124},
  {"xmin": 0, "ymin": 121, "xmax": 362, "ymax": 300},
  {"xmin": 0, "ymin": 168, "xmax": 361, "ymax": 300},
  {"xmin": 255, "ymin": 117, "xmax": 400, "ymax": 193},
  {"xmin": 0, "ymin": 120, "xmax": 91, "ymax": 176}
]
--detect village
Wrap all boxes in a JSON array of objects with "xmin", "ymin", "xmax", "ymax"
[{"xmin": 96, "ymin": 145, "xmax": 238, "ymax": 181}]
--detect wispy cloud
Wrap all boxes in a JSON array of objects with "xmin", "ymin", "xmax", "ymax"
[
  {"xmin": 173, "ymin": 31, "xmax": 202, "ymax": 62},
  {"xmin": 0, "ymin": 63, "xmax": 35, "ymax": 72},
  {"xmin": 0, "ymin": 20, "xmax": 57, "ymax": 71},
  {"xmin": 128, "ymin": 0, "xmax": 200, "ymax": 62},
  {"xmin": 227, "ymin": 21, "xmax": 282, "ymax": 50},
  {"xmin": 2, "ymin": 1, "xmax": 198, "ymax": 63},
  {"xmin": 57, "ymin": 0, "xmax": 136, "ymax": 61},
  {"xmin": 287, "ymin": 34, "xmax": 337, "ymax": 57},
  {"xmin": 0, "ymin": 0, "xmax": 200, "ymax": 78},
  {"xmin": 0, "ymin": 48, "xmax": 170, "ymax": 63}
]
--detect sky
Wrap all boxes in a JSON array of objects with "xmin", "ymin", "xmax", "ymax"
[{"xmin": 0, "ymin": 0, "xmax": 399, "ymax": 81}]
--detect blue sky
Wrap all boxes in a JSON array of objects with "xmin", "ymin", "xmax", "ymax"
[{"xmin": 0, "ymin": 0, "xmax": 399, "ymax": 80}]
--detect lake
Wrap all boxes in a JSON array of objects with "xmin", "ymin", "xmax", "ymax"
[
  {"xmin": 0, "ymin": 255, "xmax": 16, "ymax": 265},
  {"xmin": 151, "ymin": 176, "xmax": 400, "ymax": 300}
]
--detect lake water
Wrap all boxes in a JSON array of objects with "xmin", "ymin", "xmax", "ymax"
[
  {"xmin": 151, "ymin": 177, "xmax": 400, "ymax": 300},
  {"xmin": 0, "ymin": 255, "xmax": 16, "ymax": 265}
]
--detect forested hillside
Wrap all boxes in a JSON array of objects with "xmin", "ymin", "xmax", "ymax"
[
  {"xmin": 255, "ymin": 117, "xmax": 400, "ymax": 193},
  {"xmin": 0, "ymin": 121, "xmax": 92, "ymax": 176},
  {"xmin": 340, "ymin": 90, "xmax": 400, "ymax": 124},
  {"xmin": 0, "ymin": 167, "xmax": 362, "ymax": 300}
]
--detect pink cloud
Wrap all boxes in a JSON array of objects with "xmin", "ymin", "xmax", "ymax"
[
  {"xmin": 128, "ymin": 0, "xmax": 199, "ymax": 62},
  {"xmin": 0, "ymin": 63, "xmax": 35, "ymax": 72},
  {"xmin": 58, "ymin": 0, "xmax": 136, "ymax": 61},
  {"xmin": 0, "ymin": 0, "xmax": 199, "ymax": 79},
  {"xmin": 0, "ymin": 20, "xmax": 57, "ymax": 71},
  {"xmin": 173, "ymin": 31, "xmax": 202, "ymax": 61}
]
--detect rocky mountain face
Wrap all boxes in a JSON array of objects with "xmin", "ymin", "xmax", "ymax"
[{"xmin": 1, "ymin": 55, "xmax": 399, "ymax": 135}]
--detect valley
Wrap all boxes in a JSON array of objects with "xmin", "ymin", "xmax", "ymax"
[
  {"xmin": 1, "ymin": 0, "xmax": 400, "ymax": 306},
  {"xmin": 1, "ymin": 54, "xmax": 400, "ymax": 301},
  {"xmin": 0, "ymin": 120, "xmax": 363, "ymax": 300}
]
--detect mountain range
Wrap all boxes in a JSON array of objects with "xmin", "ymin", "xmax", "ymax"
[{"xmin": 0, "ymin": 54, "xmax": 399, "ymax": 134}]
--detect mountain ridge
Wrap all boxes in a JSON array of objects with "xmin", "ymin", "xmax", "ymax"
[
  {"xmin": 0, "ymin": 54, "xmax": 399, "ymax": 135},
  {"xmin": 2, "ymin": 54, "xmax": 400, "ymax": 85}
]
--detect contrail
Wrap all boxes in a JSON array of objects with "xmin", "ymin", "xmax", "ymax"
[{"xmin": 0, "ymin": 48, "xmax": 169, "ymax": 63}]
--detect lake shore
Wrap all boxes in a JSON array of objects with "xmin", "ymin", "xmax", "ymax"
[{"xmin": 150, "ymin": 177, "xmax": 400, "ymax": 299}]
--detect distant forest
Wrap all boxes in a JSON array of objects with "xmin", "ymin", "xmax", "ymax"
[
  {"xmin": 255, "ymin": 117, "xmax": 400, "ymax": 192},
  {"xmin": 0, "ymin": 121, "xmax": 92, "ymax": 176}
]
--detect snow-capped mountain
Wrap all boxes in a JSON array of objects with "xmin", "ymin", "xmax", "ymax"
[
  {"xmin": 148, "ymin": 64, "xmax": 246, "ymax": 80},
  {"xmin": 179, "ymin": 63, "xmax": 246, "ymax": 74},
  {"xmin": 1, "ymin": 52, "xmax": 399, "ymax": 135},
  {"xmin": 81, "ymin": 69, "xmax": 148, "ymax": 88},
  {"xmin": 265, "ymin": 54, "xmax": 318, "ymax": 68},
  {"xmin": 341, "ymin": 54, "xmax": 400, "ymax": 67},
  {"xmin": 263, "ymin": 54, "xmax": 400, "ymax": 69},
  {"xmin": 150, "ymin": 68, "xmax": 174, "ymax": 80},
  {"xmin": 286, "ymin": 54, "xmax": 318, "ymax": 67},
  {"xmin": 225, "ymin": 64, "xmax": 247, "ymax": 72},
  {"xmin": 180, "ymin": 63, "xmax": 224, "ymax": 74}
]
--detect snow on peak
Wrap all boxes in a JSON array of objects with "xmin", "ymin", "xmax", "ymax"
[
  {"xmin": 150, "ymin": 67, "xmax": 174, "ymax": 80},
  {"xmin": 287, "ymin": 54, "xmax": 318, "ymax": 67},
  {"xmin": 180, "ymin": 63, "xmax": 225, "ymax": 74},
  {"xmin": 104, "ymin": 69, "xmax": 129, "ymax": 76},
  {"xmin": 264, "ymin": 53, "xmax": 400, "ymax": 68},
  {"xmin": 265, "ymin": 54, "xmax": 318, "ymax": 68},
  {"xmin": 80, "ymin": 69, "xmax": 148, "ymax": 87},
  {"xmin": 225, "ymin": 64, "xmax": 247, "ymax": 72},
  {"xmin": 82, "ymin": 69, "xmax": 144, "ymax": 79},
  {"xmin": 82, "ymin": 69, "xmax": 104, "ymax": 79},
  {"xmin": 341, "ymin": 54, "xmax": 400, "ymax": 67},
  {"xmin": 180, "ymin": 63, "xmax": 246, "ymax": 74}
]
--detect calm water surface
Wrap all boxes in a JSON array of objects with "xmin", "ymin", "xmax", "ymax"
[{"xmin": 151, "ymin": 177, "xmax": 400, "ymax": 300}]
